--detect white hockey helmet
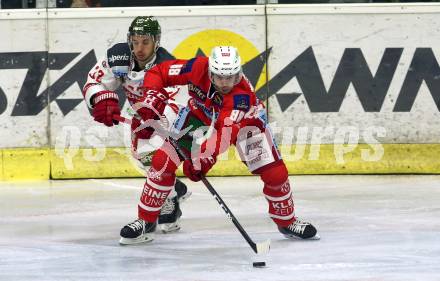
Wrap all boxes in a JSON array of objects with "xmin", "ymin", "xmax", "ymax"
[{"xmin": 208, "ymin": 46, "xmax": 242, "ymax": 77}]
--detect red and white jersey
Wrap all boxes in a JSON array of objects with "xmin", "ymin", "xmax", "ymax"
[
  {"xmin": 82, "ymin": 43, "xmax": 174, "ymax": 109},
  {"xmin": 142, "ymin": 56, "xmax": 281, "ymax": 173},
  {"xmin": 143, "ymin": 56, "xmax": 259, "ymax": 130}
]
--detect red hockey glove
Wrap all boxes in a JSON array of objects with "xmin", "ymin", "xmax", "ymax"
[
  {"xmin": 92, "ymin": 91, "xmax": 120, "ymax": 127},
  {"xmin": 131, "ymin": 117, "xmax": 154, "ymax": 139},
  {"xmin": 183, "ymin": 156, "xmax": 216, "ymax": 182},
  {"xmin": 136, "ymin": 89, "xmax": 168, "ymax": 121}
]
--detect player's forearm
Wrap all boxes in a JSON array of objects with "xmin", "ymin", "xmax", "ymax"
[{"xmin": 83, "ymin": 59, "xmax": 120, "ymax": 109}]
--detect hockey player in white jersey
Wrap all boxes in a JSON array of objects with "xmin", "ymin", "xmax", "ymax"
[{"xmin": 82, "ymin": 16, "xmax": 191, "ymax": 242}]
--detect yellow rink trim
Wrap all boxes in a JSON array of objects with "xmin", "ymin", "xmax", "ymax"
[
  {"xmin": 1, "ymin": 144, "xmax": 440, "ymax": 180},
  {"xmin": 280, "ymin": 143, "xmax": 440, "ymax": 174},
  {"xmin": 50, "ymin": 147, "xmax": 143, "ymax": 179},
  {"xmin": 211, "ymin": 143, "xmax": 440, "ymax": 175},
  {"xmin": 1, "ymin": 148, "xmax": 50, "ymax": 181},
  {"xmin": 0, "ymin": 150, "xmax": 2, "ymax": 180}
]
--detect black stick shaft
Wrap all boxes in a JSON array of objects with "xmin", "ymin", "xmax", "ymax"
[
  {"xmin": 199, "ymin": 175, "xmax": 258, "ymax": 253},
  {"xmin": 171, "ymin": 139, "xmax": 258, "ymax": 253}
]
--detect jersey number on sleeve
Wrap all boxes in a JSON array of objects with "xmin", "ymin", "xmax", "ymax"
[
  {"xmin": 89, "ymin": 67, "xmax": 105, "ymax": 83},
  {"xmin": 168, "ymin": 64, "xmax": 183, "ymax": 76}
]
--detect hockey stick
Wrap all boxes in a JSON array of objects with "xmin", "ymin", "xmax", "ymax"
[
  {"xmin": 170, "ymin": 138, "xmax": 270, "ymax": 255},
  {"xmin": 113, "ymin": 114, "xmax": 132, "ymax": 125},
  {"xmin": 113, "ymin": 114, "xmax": 270, "ymax": 255}
]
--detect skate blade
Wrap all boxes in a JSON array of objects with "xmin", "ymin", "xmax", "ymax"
[
  {"xmin": 283, "ymin": 233, "xmax": 321, "ymax": 240},
  {"xmin": 119, "ymin": 234, "xmax": 154, "ymax": 245},
  {"xmin": 160, "ymin": 222, "xmax": 181, "ymax": 233}
]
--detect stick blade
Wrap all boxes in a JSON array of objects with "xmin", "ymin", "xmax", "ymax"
[{"xmin": 256, "ymin": 239, "xmax": 271, "ymax": 254}]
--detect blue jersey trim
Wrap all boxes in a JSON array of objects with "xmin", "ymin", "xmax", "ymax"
[{"xmin": 179, "ymin": 58, "xmax": 196, "ymax": 74}]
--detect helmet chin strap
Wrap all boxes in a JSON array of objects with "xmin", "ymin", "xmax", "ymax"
[{"xmin": 154, "ymin": 39, "xmax": 160, "ymax": 52}]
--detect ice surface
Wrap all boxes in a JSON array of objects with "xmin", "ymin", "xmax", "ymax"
[{"xmin": 1, "ymin": 175, "xmax": 439, "ymax": 281}]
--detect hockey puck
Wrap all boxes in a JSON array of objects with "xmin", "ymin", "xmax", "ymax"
[{"xmin": 252, "ymin": 261, "xmax": 266, "ymax": 268}]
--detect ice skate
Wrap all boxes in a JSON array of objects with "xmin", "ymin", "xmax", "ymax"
[
  {"xmin": 175, "ymin": 178, "xmax": 192, "ymax": 202},
  {"xmin": 158, "ymin": 195, "xmax": 182, "ymax": 233},
  {"xmin": 158, "ymin": 179, "xmax": 191, "ymax": 233},
  {"xmin": 119, "ymin": 219, "xmax": 156, "ymax": 245},
  {"xmin": 278, "ymin": 219, "xmax": 320, "ymax": 240}
]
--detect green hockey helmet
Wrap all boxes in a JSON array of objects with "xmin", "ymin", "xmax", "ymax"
[{"xmin": 127, "ymin": 16, "xmax": 161, "ymax": 51}]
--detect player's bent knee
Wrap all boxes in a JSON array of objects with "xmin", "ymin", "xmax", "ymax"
[
  {"xmin": 260, "ymin": 163, "xmax": 289, "ymax": 188},
  {"xmin": 151, "ymin": 149, "xmax": 178, "ymax": 174}
]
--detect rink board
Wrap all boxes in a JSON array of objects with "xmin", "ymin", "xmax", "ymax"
[
  {"xmin": 2, "ymin": 4, "xmax": 440, "ymax": 179},
  {"xmin": 0, "ymin": 13, "xmax": 49, "ymax": 148},
  {"xmin": 1, "ymin": 148, "xmax": 50, "ymax": 180},
  {"xmin": 266, "ymin": 3, "xmax": 440, "ymax": 144},
  {"xmin": 49, "ymin": 144, "xmax": 440, "ymax": 178},
  {"xmin": 2, "ymin": 144, "xmax": 440, "ymax": 180}
]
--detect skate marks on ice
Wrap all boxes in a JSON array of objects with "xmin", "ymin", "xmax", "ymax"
[{"xmin": 0, "ymin": 175, "xmax": 440, "ymax": 280}]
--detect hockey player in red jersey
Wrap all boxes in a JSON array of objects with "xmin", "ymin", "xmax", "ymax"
[
  {"xmin": 119, "ymin": 46, "xmax": 319, "ymax": 244},
  {"xmin": 82, "ymin": 16, "xmax": 191, "ymax": 239}
]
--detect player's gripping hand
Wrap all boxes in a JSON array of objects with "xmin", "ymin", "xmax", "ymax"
[
  {"xmin": 136, "ymin": 89, "xmax": 168, "ymax": 121},
  {"xmin": 183, "ymin": 156, "xmax": 216, "ymax": 182},
  {"xmin": 92, "ymin": 91, "xmax": 120, "ymax": 127},
  {"xmin": 131, "ymin": 117, "xmax": 154, "ymax": 139}
]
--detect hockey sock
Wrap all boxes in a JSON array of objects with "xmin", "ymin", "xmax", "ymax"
[
  {"xmin": 138, "ymin": 148, "xmax": 179, "ymax": 222},
  {"xmin": 261, "ymin": 163, "xmax": 296, "ymax": 227}
]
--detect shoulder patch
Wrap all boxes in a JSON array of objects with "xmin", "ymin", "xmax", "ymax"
[
  {"xmin": 233, "ymin": 94, "xmax": 250, "ymax": 111},
  {"xmin": 107, "ymin": 43, "xmax": 131, "ymax": 68}
]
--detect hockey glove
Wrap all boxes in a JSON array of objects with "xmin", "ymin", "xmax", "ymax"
[
  {"xmin": 92, "ymin": 91, "xmax": 120, "ymax": 127},
  {"xmin": 131, "ymin": 117, "xmax": 154, "ymax": 139},
  {"xmin": 136, "ymin": 89, "xmax": 168, "ymax": 121},
  {"xmin": 183, "ymin": 156, "xmax": 216, "ymax": 182}
]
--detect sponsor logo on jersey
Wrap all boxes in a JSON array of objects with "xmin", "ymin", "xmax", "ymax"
[
  {"xmin": 188, "ymin": 83, "xmax": 207, "ymax": 101},
  {"xmin": 188, "ymin": 82, "xmax": 223, "ymax": 108},
  {"xmin": 108, "ymin": 54, "xmax": 129, "ymax": 63},
  {"xmin": 193, "ymin": 99, "xmax": 218, "ymax": 121},
  {"xmin": 233, "ymin": 94, "xmax": 250, "ymax": 111}
]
